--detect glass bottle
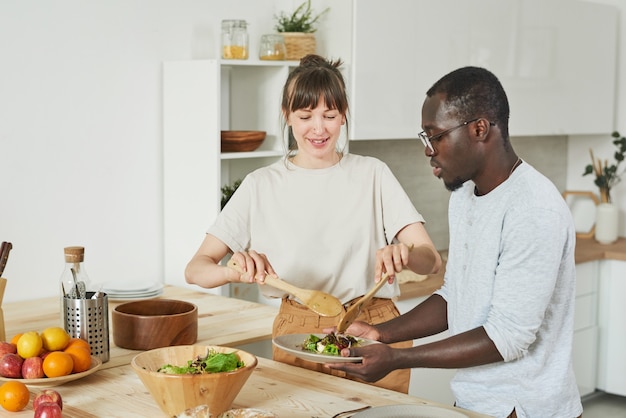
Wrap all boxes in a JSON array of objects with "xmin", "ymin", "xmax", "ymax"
[
  {"xmin": 221, "ymin": 20, "xmax": 249, "ymax": 60},
  {"xmin": 60, "ymin": 246, "xmax": 90, "ymax": 301}
]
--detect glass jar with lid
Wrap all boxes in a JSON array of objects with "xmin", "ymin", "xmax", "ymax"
[
  {"xmin": 259, "ymin": 34, "xmax": 287, "ymax": 60},
  {"xmin": 221, "ymin": 19, "xmax": 249, "ymax": 60}
]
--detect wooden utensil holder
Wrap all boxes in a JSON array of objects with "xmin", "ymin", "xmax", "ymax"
[{"xmin": 0, "ymin": 278, "xmax": 6, "ymax": 342}]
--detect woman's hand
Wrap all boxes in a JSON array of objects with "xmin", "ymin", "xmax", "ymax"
[
  {"xmin": 375, "ymin": 242, "xmax": 413, "ymax": 282},
  {"xmin": 228, "ymin": 250, "xmax": 276, "ymax": 283}
]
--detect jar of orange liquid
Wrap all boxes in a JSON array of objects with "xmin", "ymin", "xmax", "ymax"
[{"xmin": 222, "ymin": 20, "xmax": 249, "ymax": 60}]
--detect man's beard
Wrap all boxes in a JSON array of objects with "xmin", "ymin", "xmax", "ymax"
[{"xmin": 444, "ymin": 176, "xmax": 465, "ymax": 192}]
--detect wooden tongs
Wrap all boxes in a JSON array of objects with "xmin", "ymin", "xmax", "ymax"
[
  {"xmin": 336, "ymin": 244, "xmax": 414, "ymax": 334},
  {"xmin": 335, "ymin": 271, "xmax": 389, "ymax": 334},
  {"xmin": 227, "ymin": 258, "xmax": 343, "ymax": 317}
]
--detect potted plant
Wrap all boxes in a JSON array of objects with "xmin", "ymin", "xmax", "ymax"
[
  {"xmin": 582, "ymin": 131, "xmax": 626, "ymax": 244},
  {"xmin": 274, "ymin": 0, "xmax": 329, "ymax": 60},
  {"xmin": 583, "ymin": 131, "xmax": 626, "ymax": 203},
  {"xmin": 221, "ymin": 179, "xmax": 242, "ymax": 210}
]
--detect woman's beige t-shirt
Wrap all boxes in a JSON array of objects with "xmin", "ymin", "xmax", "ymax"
[{"xmin": 208, "ymin": 153, "xmax": 425, "ymax": 303}]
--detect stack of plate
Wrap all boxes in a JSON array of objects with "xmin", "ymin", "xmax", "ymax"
[{"xmin": 102, "ymin": 280, "xmax": 164, "ymax": 301}]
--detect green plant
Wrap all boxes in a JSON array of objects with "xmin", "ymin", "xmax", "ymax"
[
  {"xmin": 221, "ymin": 179, "xmax": 242, "ymax": 209},
  {"xmin": 274, "ymin": 0, "xmax": 329, "ymax": 33},
  {"xmin": 583, "ymin": 131, "xmax": 626, "ymax": 203}
]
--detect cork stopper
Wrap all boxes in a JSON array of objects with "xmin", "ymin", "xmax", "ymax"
[{"xmin": 64, "ymin": 246, "xmax": 85, "ymax": 263}]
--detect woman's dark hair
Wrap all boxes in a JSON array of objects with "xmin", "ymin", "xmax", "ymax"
[
  {"xmin": 281, "ymin": 54, "xmax": 349, "ymax": 156},
  {"xmin": 427, "ymin": 66, "xmax": 510, "ymax": 140}
]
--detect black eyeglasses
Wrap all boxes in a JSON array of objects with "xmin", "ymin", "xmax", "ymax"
[{"xmin": 418, "ymin": 118, "xmax": 494, "ymax": 153}]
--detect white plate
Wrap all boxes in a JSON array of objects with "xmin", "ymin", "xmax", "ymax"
[
  {"xmin": 104, "ymin": 282, "xmax": 164, "ymax": 299},
  {"xmin": 107, "ymin": 288, "xmax": 163, "ymax": 298},
  {"xmin": 352, "ymin": 404, "xmax": 469, "ymax": 418},
  {"xmin": 107, "ymin": 288, "xmax": 164, "ymax": 302},
  {"xmin": 102, "ymin": 280, "xmax": 163, "ymax": 294},
  {"xmin": 272, "ymin": 333, "xmax": 378, "ymax": 364}
]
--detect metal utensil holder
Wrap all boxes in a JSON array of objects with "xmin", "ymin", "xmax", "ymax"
[{"xmin": 63, "ymin": 292, "xmax": 109, "ymax": 363}]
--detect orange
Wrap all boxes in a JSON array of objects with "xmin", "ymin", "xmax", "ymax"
[
  {"xmin": 64, "ymin": 345, "xmax": 92, "ymax": 373},
  {"xmin": 42, "ymin": 351, "xmax": 74, "ymax": 378},
  {"xmin": 65, "ymin": 337, "xmax": 91, "ymax": 352},
  {"xmin": 40, "ymin": 327, "xmax": 71, "ymax": 351},
  {"xmin": 0, "ymin": 381, "xmax": 30, "ymax": 412},
  {"xmin": 9, "ymin": 333, "xmax": 22, "ymax": 345}
]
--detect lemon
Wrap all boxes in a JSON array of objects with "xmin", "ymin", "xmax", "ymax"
[
  {"xmin": 40, "ymin": 326, "xmax": 71, "ymax": 352},
  {"xmin": 16, "ymin": 331, "xmax": 43, "ymax": 358}
]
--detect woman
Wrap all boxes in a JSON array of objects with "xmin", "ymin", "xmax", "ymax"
[{"xmin": 185, "ymin": 55, "xmax": 441, "ymax": 393}]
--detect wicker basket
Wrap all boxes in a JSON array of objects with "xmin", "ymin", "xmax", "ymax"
[{"xmin": 281, "ymin": 32, "xmax": 316, "ymax": 61}]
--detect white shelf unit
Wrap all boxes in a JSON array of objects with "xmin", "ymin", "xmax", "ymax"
[{"xmin": 163, "ymin": 59, "xmax": 296, "ymax": 293}]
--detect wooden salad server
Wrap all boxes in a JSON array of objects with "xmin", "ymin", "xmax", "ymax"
[
  {"xmin": 336, "ymin": 244, "xmax": 414, "ymax": 334},
  {"xmin": 336, "ymin": 271, "xmax": 389, "ymax": 334},
  {"xmin": 227, "ymin": 258, "xmax": 343, "ymax": 317}
]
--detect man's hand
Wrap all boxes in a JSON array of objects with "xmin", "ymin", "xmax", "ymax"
[
  {"xmin": 323, "ymin": 321, "xmax": 381, "ymax": 341},
  {"xmin": 325, "ymin": 342, "xmax": 398, "ymax": 383}
]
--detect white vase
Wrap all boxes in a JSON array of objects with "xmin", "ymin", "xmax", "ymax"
[{"xmin": 595, "ymin": 202, "xmax": 619, "ymax": 244}]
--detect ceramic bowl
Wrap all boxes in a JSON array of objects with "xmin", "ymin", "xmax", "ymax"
[
  {"xmin": 221, "ymin": 130, "xmax": 266, "ymax": 152},
  {"xmin": 131, "ymin": 345, "xmax": 257, "ymax": 416},
  {"xmin": 112, "ymin": 299, "xmax": 198, "ymax": 350}
]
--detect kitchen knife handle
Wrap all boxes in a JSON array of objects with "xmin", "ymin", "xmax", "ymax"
[{"xmin": 0, "ymin": 242, "xmax": 12, "ymax": 278}]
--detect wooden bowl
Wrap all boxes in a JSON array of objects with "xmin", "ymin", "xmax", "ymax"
[
  {"xmin": 131, "ymin": 345, "xmax": 257, "ymax": 416},
  {"xmin": 221, "ymin": 130, "xmax": 266, "ymax": 152},
  {"xmin": 112, "ymin": 299, "xmax": 198, "ymax": 350}
]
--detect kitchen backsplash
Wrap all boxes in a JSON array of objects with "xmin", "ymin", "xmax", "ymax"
[{"xmin": 349, "ymin": 136, "xmax": 568, "ymax": 250}]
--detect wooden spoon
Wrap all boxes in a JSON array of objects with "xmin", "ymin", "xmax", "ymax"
[{"xmin": 227, "ymin": 258, "xmax": 343, "ymax": 317}]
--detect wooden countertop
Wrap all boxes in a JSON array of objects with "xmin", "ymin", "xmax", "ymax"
[
  {"xmin": 1, "ymin": 285, "xmax": 492, "ymax": 418},
  {"xmin": 575, "ymin": 236, "xmax": 626, "ymax": 263},
  {"xmin": 3, "ymin": 285, "xmax": 279, "ymax": 370},
  {"xmin": 6, "ymin": 357, "xmax": 490, "ymax": 418},
  {"xmin": 398, "ymin": 253, "xmax": 446, "ymax": 301}
]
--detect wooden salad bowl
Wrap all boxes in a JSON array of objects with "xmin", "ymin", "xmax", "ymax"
[
  {"xmin": 131, "ymin": 345, "xmax": 257, "ymax": 416},
  {"xmin": 221, "ymin": 130, "xmax": 266, "ymax": 152},
  {"xmin": 112, "ymin": 299, "xmax": 198, "ymax": 350}
]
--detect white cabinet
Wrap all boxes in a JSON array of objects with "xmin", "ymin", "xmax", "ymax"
[
  {"xmin": 572, "ymin": 261, "xmax": 599, "ymax": 397},
  {"xmin": 349, "ymin": 0, "xmax": 617, "ymax": 139},
  {"xmin": 163, "ymin": 60, "xmax": 295, "ymax": 290},
  {"xmin": 597, "ymin": 260, "xmax": 626, "ymax": 396}
]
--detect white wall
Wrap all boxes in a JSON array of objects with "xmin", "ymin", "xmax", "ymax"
[
  {"xmin": 0, "ymin": 0, "xmax": 621, "ymax": 304},
  {"xmin": 566, "ymin": 0, "xmax": 626, "ymax": 236},
  {"xmin": 0, "ymin": 0, "xmax": 345, "ymax": 303}
]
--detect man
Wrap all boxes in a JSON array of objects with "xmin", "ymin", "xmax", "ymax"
[{"xmin": 328, "ymin": 67, "xmax": 582, "ymax": 418}]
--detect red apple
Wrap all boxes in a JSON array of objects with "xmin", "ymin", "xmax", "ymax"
[
  {"xmin": 33, "ymin": 389, "xmax": 63, "ymax": 410},
  {"xmin": 22, "ymin": 355, "xmax": 44, "ymax": 379},
  {"xmin": 0, "ymin": 341, "xmax": 17, "ymax": 357},
  {"xmin": 34, "ymin": 402, "xmax": 62, "ymax": 418},
  {"xmin": 0, "ymin": 352, "xmax": 23, "ymax": 378}
]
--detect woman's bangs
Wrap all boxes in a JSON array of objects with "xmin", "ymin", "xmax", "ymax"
[{"xmin": 289, "ymin": 74, "xmax": 345, "ymax": 113}]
